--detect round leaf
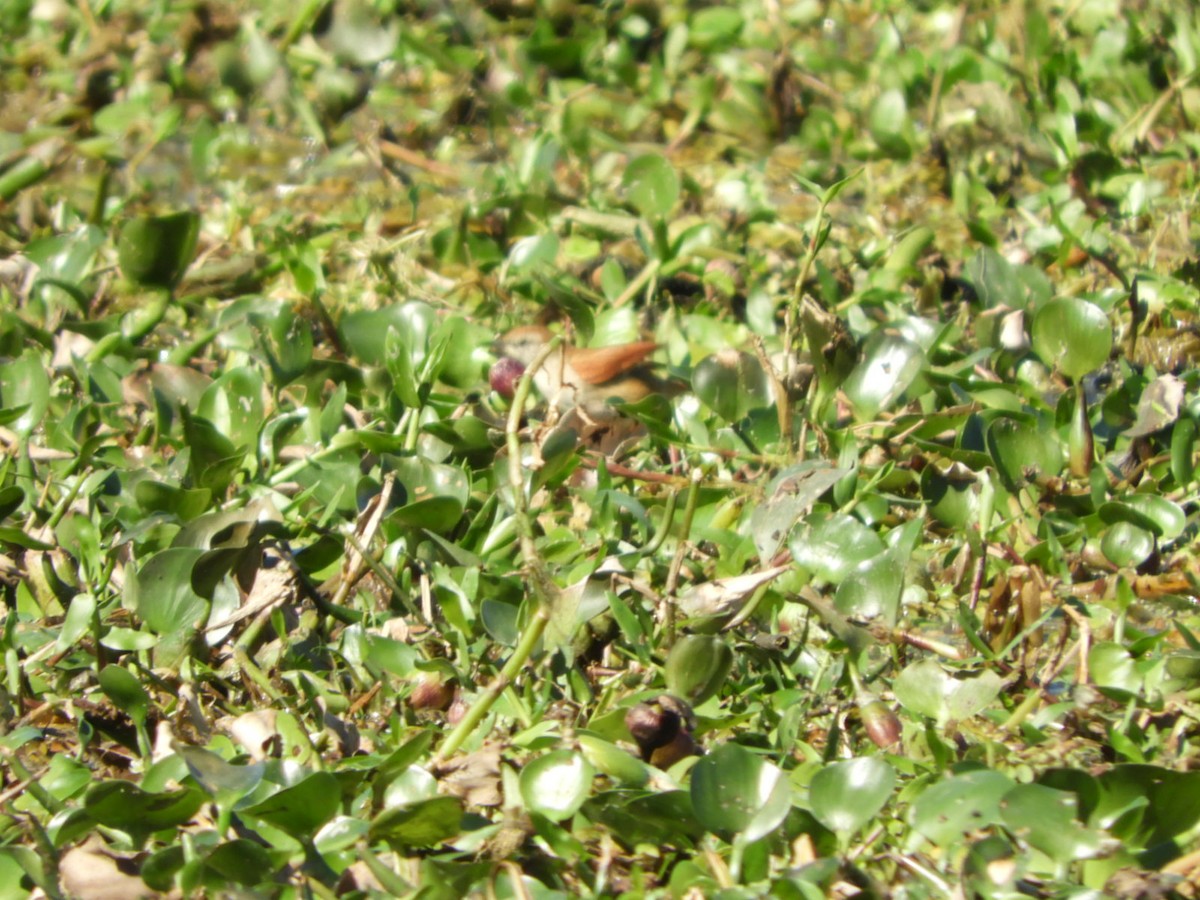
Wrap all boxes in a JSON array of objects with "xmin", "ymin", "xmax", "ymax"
[
  {"xmin": 665, "ymin": 634, "xmax": 733, "ymax": 706},
  {"xmin": 623, "ymin": 154, "xmax": 679, "ymax": 220},
  {"xmin": 910, "ymin": 769, "xmax": 1015, "ymax": 846},
  {"xmin": 1100, "ymin": 521, "xmax": 1154, "ymax": 568},
  {"xmin": 520, "ymin": 750, "xmax": 594, "ymax": 822},
  {"xmin": 999, "ymin": 783, "xmax": 1104, "ymax": 864},
  {"xmin": 841, "ymin": 333, "xmax": 924, "ymax": 420},
  {"xmin": 690, "ymin": 743, "xmax": 791, "ymax": 841},
  {"xmin": 241, "ymin": 771, "xmax": 341, "ymax": 837},
  {"xmin": 692, "ymin": 351, "xmax": 771, "ymax": 422},
  {"xmin": 809, "ymin": 757, "xmax": 895, "ymax": 835},
  {"xmin": 789, "ymin": 513, "xmax": 886, "ymax": 585},
  {"xmin": 985, "ymin": 414, "xmax": 1063, "ymax": 489},
  {"xmin": 893, "ymin": 659, "xmax": 1003, "ymax": 727},
  {"xmin": 117, "ymin": 211, "xmax": 199, "ymax": 290},
  {"xmin": 1030, "ymin": 297, "xmax": 1112, "ymax": 381}
]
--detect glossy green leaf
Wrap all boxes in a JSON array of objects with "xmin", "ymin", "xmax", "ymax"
[
  {"xmin": 1030, "ymin": 297, "xmax": 1113, "ymax": 381},
  {"xmin": 97, "ymin": 665, "xmax": 150, "ymax": 727},
  {"xmin": 999, "ymin": 783, "xmax": 1104, "ymax": 864},
  {"xmin": 921, "ymin": 464, "xmax": 980, "ymax": 529},
  {"xmin": 691, "ymin": 743, "xmax": 791, "ymax": 841},
  {"xmin": 893, "ymin": 659, "xmax": 1003, "ymax": 727},
  {"xmin": 84, "ymin": 781, "xmax": 205, "ymax": 835},
  {"xmin": 117, "ymin": 211, "xmax": 199, "ymax": 290},
  {"xmin": 790, "ymin": 513, "xmax": 886, "ymax": 585},
  {"xmin": 751, "ymin": 463, "xmax": 851, "ymax": 561},
  {"xmin": 910, "ymin": 769, "xmax": 1015, "ymax": 846},
  {"xmin": 623, "ymin": 154, "xmax": 679, "ymax": 220},
  {"xmin": 664, "ymin": 634, "xmax": 733, "ymax": 706},
  {"xmin": 841, "ymin": 332, "xmax": 924, "ymax": 420},
  {"xmin": 986, "ymin": 414, "xmax": 1062, "ymax": 490},
  {"xmin": 240, "ymin": 771, "xmax": 341, "ymax": 837},
  {"xmin": 519, "ymin": 750, "xmax": 594, "ymax": 822},
  {"xmin": 692, "ymin": 351, "xmax": 770, "ymax": 422},
  {"xmin": 809, "ymin": 757, "xmax": 895, "ymax": 835},
  {"xmin": 176, "ymin": 746, "xmax": 266, "ymax": 805},
  {"xmin": 370, "ymin": 795, "xmax": 463, "ymax": 847},
  {"xmin": 1100, "ymin": 521, "xmax": 1154, "ymax": 568}
]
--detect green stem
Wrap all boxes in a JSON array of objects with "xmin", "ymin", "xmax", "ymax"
[
  {"xmin": 432, "ymin": 338, "xmax": 564, "ymax": 763},
  {"xmin": 663, "ymin": 467, "xmax": 703, "ymax": 646}
]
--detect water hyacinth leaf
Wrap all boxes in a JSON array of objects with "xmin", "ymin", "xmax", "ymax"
[
  {"xmin": 125, "ymin": 547, "xmax": 209, "ymax": 644},
  {"xmin": 1092, "ymin": 766, "xmax": 1200, "ymax": 848},
  {"xmin": 689, "ymin": 6, "xmax": 743, "ymax": 50},
  {"xmin": 117, "ymin": 211, "xmax": 199, "ymax": 291},
  {"xmin": 1107, "ymin": 495, "xmax": 1186, "ymax": 540},
  {"xmin": 665, "ymin": 634, "xmax": 733, "ymax": 705},
  {"xmin": 623, "ymin": 154, "xmax": 679, "ymax": 220},
  {"xmin": 751, "ymin": 463, "xmax": 851, "ymax": 561},
  {"xmin": 241, "ymin": 771, "xmax": 341, "ymax": 836},
  {"xmin": 204, "ymin": 840, "xmax": 274, "ymax": 886},
  {"xmin": 578, "ymin": 735, "xmax": 649, "ymax": 787},
  {"xmin": 910, "ymin": 769, "xmax": 1015, "ymax": 846},
  {"xmin": 176, "ymin": 745, "xmax": 265, "ymax": 805},
  {"xmin": 920, "ymin": 464, "xmax": 979, "ymax": 529},
  {"xmin": 84, "ymin": 781, "xmax": 205, "ymax": 835},
  {"xmin": 134, "ymin": 481, "xmax": 211, "ymax": 521},
  {"xmin": 868, "ymin": 88, "xmax": 912, "ymax": 158},
  {"xmin": 370, "ymin": 795, "xmax": 463, "ymax": 847},
  {"xmin": 985, "ymin": 414, "xmax": 1062, "ymax": 490},
  {"xmin": 97, "ymin": 666, "xmax": 150, "ymax": 728},
  {"xmin": 692, "ymin": 350, "xmax": 771, "ymax": 422},
  {"xmin": 790, "ymin": 513, "xmax": 886, "ymax": 585},
  {"xmin": 0, "ymin": 351, "xmax": 50, "ymax": 437},
  {"xmin": 893, "ymin": 659, "xmax": 1003, "ymax": 727},
  {"xmin": 1100, "ymin": 521, "xmax": 1154, "ymax": 568},
  {"xmin": 1030, "ymin": 297, "xmax": 1112, "ymax": 381},
  {"xmin": 519, "ymin": 750, "xmax": 594, "ymax": 822},
  {"xmin": 181, "ymin": 407, "xmax": 244, "ymax": 495},
  {"xmin": 1173, "ymin": 417, "xmax": 1197, "ymax": 486},
  {"xmin": 834, "ymin": 552, "xmax": 904, "ymax": 624},
  {"xmin": 809, "ymin": 757, "xmax": 895, "ymax": 835},
  {"xmin": 0, "ymin": 485, "xmax": 24, "ymax": 521},
  {"xmin": 841, "ymin": 332, "xmax": 924, "ymax": 420},
  {"xmin": 1089, "ymin": 642, "xmax": 1141, "ymax": 694},
  {"xmin": 690, "ymin": 743, "xmax": 791, "ymax": 842},
  {"xmin": 998, "ymin": 783, "xmax": 1104, "ymax": 864},
  {"xmin": 507, "ymin": 233, "xmax": 559, "ymax": 270}
]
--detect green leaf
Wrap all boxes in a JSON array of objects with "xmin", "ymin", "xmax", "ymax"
[
  {"xmin": 520, "ymin": 750, "xmax": 594, "ymax": 822},
  {"xmin": 97, "ymin": 665, "xmax": 150, "ymax": 728},
  {"xmin": 1030, "ymin": 297, "xmax": 1113, "ymax": 381},
  {"xmin": 841, "ymin": 332, "xmax": 924, "ymax": 420},
  {"xmin": 910, "ymin": 769, "xmax": 1015, "ymax": 846},
  {"xmin": 789, "ymin": 513, "xmax": 886, "ymax": 585},
  {"xmin": 117, "ymin": 211, "xmax": 199, "ymax": 291},
  {"xmin": 985, "ymin": 413, "xmax": 1063, "ymax": 490},
  {"xmin": 84, "ymin": 780, "xmax": 205, "ymax": 835},
  {"xmin": 809, "ymin": 757, "xmax": 895, "ymax": 835},
  {"xmin": 375, "ymin": 795, "xmax": 465, "ymax": 848},
  {"xmin": 241, "ymin": 771, "xmax": 341, "ymax": 837},
  {"xmin": 623, "ymin": 154, "xmax": 680, "ymax": 220},
  {"xmin": 999, "ymin": 783, "xmax": 1104, "ymax": 864},
  {"xmin": 691, "ymin": 743, "xmax": 791, "ymax": 841},
  {"xmin": 692, "ymin": 351, "xmax": 771, "ymax": 422},
  {"xmin": 665, "ymin": 634, "xmax": 733, "ymax": 706},
  {"xmin": 893, "ymin": 659, "xmax": 1003, "ymax": 727}
]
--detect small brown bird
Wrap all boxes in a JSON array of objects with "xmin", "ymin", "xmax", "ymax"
[{"xmin": 495, "ymin": 325, "xmax": 682, "ymax": 417}]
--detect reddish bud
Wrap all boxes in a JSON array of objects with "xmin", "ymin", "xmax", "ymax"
[{"xmin": 489, "ymin": 357, "xmax": 526, "ymax": 399}]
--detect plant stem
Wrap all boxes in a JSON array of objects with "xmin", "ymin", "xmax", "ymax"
[{"xmin": 432, "ymin": 338, "xmax": 563, "ymax": 763}]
